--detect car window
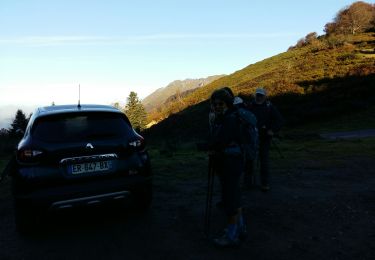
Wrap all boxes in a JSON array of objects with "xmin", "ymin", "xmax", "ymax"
[{"xmin": 32, "ymin": 112, "xmax": 133, "ymax": 142}]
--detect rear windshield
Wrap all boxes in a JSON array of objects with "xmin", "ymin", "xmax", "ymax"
[{"xmin": 32, "ymin": 112, "xmax": 133, "ymax": 142}]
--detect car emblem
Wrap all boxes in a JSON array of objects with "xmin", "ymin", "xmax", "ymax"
[{"xmin": 86, "ymin": 143, "xmax": 94, "ymax": 149}]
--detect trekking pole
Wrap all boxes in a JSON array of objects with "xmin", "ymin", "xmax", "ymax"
[
  {"xmin": 244, "ymin": 154, "xmax": 256, "ymax": 187},
  {"xmin": 204, "ymin": 155, "xmax": 215, "ymax": 238},
  {"xmin": 255, "ymin": 154, "xmax": 260, "ymax": 185}
]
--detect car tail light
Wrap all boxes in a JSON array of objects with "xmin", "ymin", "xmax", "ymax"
[
  {"xmin": 17, "ymin": 149, "xmax": 43, "ymax": 164},
  {"xmin": 128, "ymin": 136, "xmax": 145, "ymax": 151}
]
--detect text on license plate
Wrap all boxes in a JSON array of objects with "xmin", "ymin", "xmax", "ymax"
[{"xmin": 71, "ymin": 161, "xmax": 112, "ymax": 174}]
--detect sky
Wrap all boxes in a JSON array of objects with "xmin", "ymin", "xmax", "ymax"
[{"xmin": 0, "ymin": 0, "xmax": 357, "ymax": 128}]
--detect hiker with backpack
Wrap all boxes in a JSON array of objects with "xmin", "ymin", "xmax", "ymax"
[
  {"xmin": 208, "ymin": 88, "xmax": 247, "ymax": 247},
  {"xmin": 208, "ymin": 87, "xmax": 257, "ymax": 205},
  {"xmin": 245, "ymin": 87, "xmax": 284, "ymax": 191}
]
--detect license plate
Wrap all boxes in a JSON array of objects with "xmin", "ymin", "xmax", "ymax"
[{"xmin": 70, "ymin": 161, "xmax": 112, "ymax": 175}]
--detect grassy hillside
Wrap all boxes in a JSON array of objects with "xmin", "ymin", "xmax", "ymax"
[
  {"xmin": 165, "ymin": 33, "xmax": 374, "ymax": 110},
  {"xmin": 145, "ymin": 33, "xmax": 375, "ymax": 142}
]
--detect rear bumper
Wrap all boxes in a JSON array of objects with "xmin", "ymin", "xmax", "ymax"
[
  {"xmin": 49, "ymin": 190, "xmax": 131, "ymax": 210},
  {"xmin": 13, "ymin": 175, "xmax": 152, "ymax": 210}
]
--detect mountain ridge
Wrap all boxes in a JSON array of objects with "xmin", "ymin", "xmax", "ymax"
[{"xmin": 142, "ymin": 75, "xmax": 225, "ymax": 112}]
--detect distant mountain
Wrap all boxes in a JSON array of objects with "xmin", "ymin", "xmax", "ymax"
[
  {"xmin": 142, "ymin": 75, "xmax": 224, "ymax": 112},
  {"xmin": 163, "ymin": 88, "xmax": 199, "ymax": 105},
  {"xmin": 145, "ymin": 32, "xmax": 375, "ymax": 141}
]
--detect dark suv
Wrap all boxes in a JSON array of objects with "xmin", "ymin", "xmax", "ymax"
[{"xmin": 12, "ymin": 104, "xmax": 152, "ymax": 232}]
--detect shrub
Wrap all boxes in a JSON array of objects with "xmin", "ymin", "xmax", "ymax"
[
  {"xmin": 337, "ymin": 53, "xmax": 357, "ymax": 61},
  {"xmin": 325, "ymin": 34, "xmax": 347, "ymax": 48}
]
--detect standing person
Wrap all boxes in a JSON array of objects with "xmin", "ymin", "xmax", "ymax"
[
  {"xmin": 209, "ymin": 88, "xmax": 246, "ymax": 247},
  {"xmin": 209, "ymin": 87, "xmax": 245, "ymax": 210},
  {"xmin": 245, "ymin": 87, "xmax": 283, "ymax": 191}
]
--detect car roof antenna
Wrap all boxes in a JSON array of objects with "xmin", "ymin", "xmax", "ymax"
[{"xmin": 78, "ymin": 84, "xmax": 81, "ymax": 109}]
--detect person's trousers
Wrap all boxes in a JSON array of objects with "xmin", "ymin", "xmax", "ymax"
[
  {"xmin": 216, "ymin": 155, "xmax": 243, "ymax": 217},
  {"xmin": 245, "ymin": 137, "xmax": 271, "ymax": 186}
]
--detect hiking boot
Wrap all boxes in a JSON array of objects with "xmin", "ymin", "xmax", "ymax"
[
  {"xmin": 261, "ymin": 185, "xmax": 270, "ymax": 192},
  {"xmin": 218, "ymin": 226, "xmax": 247, "ymax": 241},
  {"xmin": 213, "ymin": 233, "xmax": 240, "ymax": 248}
]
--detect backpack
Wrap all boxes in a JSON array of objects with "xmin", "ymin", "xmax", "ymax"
[{"xmin": 235, "ymin": 107, "xmax": 259, "ymax": 161}]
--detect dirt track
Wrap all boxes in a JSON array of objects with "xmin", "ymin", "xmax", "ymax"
[
  {"xmin": 0, "ymin": 154, "xmax": 374, "ymax": 260},
  {"xmin": 320, "ymin": 129, "xmax": 375, "ymax": 140}
]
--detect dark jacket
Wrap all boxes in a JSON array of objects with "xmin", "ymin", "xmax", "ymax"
[
  {"xmin": 248, "ymin": 100, "xmax": 284, "ymax": 136},
  {"xmin": 209, "ymin": 108, "xmax": 242, "ymax": 154}
]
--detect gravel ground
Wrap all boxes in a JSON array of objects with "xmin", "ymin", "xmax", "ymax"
[{"xmin": 0, "ymin": 156, "xmax": 374, "ymax": 260}]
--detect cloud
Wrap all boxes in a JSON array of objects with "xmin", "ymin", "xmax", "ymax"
[
  {"xmin": 0, "ymin": 33, "xmax": 297, "ymax": 46},
  {"xmin": 0, "ymin": 36, "xmax": 107, "ymax": 46}
]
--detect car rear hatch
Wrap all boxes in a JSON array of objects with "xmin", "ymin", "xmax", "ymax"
[{"xmin": 26, "ymin": 111, "xmax": 144, "ymax": 184}]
